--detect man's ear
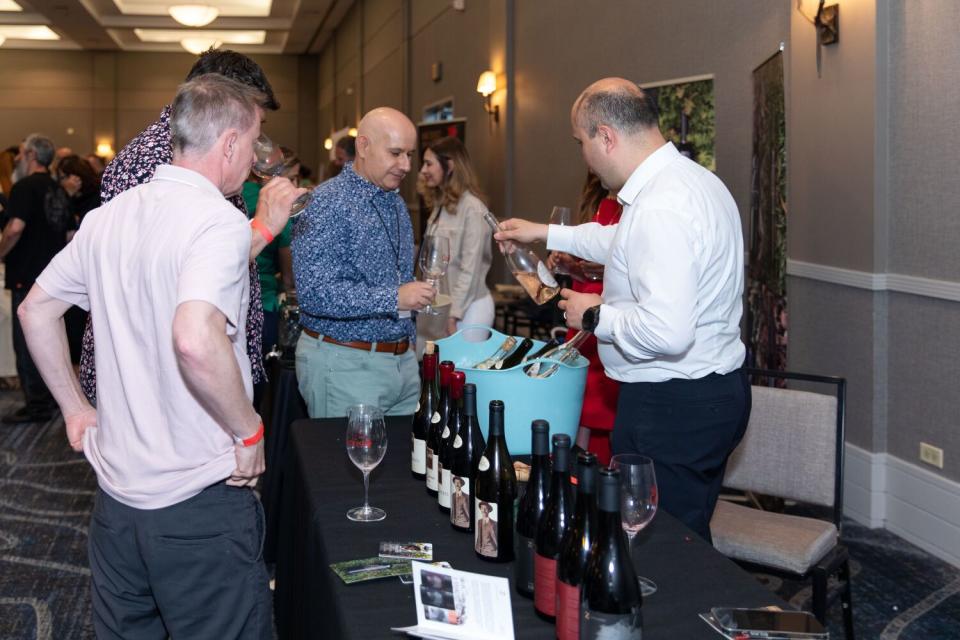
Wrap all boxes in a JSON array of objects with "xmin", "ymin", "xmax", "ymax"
[
  {"xmin": 597, "ymin": 125, "xmax": 616, "ymax": 154},
  {"xmin": 355, "ymin": 135, "xmax": 369, "ymax": 158},
  {"xmin": 224, "ymin": 130, "xmax": 240, "ymax": 161}
]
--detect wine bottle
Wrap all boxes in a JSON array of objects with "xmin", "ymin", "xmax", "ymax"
[
  {"xmin": 438, "ymin": 370, "xmax": 465, "ymax": 513},
  {"xmin": 556, "ymin": 451, "xmax": 599, "ymax": 640},
  {"xmin": 495, "ymin": 337, "xmax": 534, "ymax": 370},
  {"xmin": 473, "ymin": 400, "xmax": 517, "ymax": 562},
  {"xmin": 426, "ymin": 361, "xmax": 454, "ymax": 496},
  {"xmin": 411, "ymin": 345, "xmax": 439, "ymax": 479},
  {"xmin": 483, "ymin": 211, "xmax": 560, "ymax": 305},
  {"xmin": 473, "ymin": 336, "xmax": 517, "ymax": 370},
  {"xmin": 450, "ymin": 383, "xmax": 486, "ymax": 532},
  {"xmin": 525, "ymin": 330, "xmax": 590, "ymax": 378},
  {"xmin": 523, "ymin": 338, "xmax": 561, "ymax": 364},
  {"xmin": 580, "ymin": 468, "xmax": 643, "ymax": 638},
  {"xmin": 534, "ymin": 433, "xmax": 574, "ymax": 621},
  {"xmin": 514, "ymin": 419, "xmax": 551, "ymax": 599}
]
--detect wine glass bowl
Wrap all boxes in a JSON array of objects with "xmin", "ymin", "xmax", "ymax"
[
  {"xmin": 345, "ymin": 404, "xmax": 388, "ymax": 522},
  {"xmin": 610, "ymin": 453, "xmax": 659, "ymax": 596},
  {"xmin": 252, "ymin": 133, "xmax": 311, "ymax": 218},
  {"xmin": 418, "ymin": 235, "xmax": 451, "ymax": 315}
]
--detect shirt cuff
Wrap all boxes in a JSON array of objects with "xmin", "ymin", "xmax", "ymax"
[
  {"xmin": 546, "ymin": 224, "xmax": 575, "ymax": 253},
  {"xmin": 593, "ymin": 303, "xmax": 619, "ymax": 343}
]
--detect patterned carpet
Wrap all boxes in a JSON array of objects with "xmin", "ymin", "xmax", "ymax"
[{"xmin": 1, "ymin": 390, "xmax": 959, "ymax": 639}]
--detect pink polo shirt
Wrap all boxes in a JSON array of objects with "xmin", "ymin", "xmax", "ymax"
[{"xmin": 36, "ymin": 164, "xmax": 252, "ymax": 509}]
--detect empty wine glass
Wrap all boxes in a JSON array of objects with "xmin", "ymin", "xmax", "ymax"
[
  {"xmin": 418, "ymin": 235, "xmax": 451, "ymax": 315},
  {"xmin": 549, "ymin": 206, "xmax": 574, "ymax": 276},
  {"xmin": 610, "ymin": 454, "xmax": 659, "ymax": 596},
  {"xmin": 345, "ymin": 404, "xmax": 388, "ymax": 522},
  {"xmin": 252, "ymin": 133, "xmax": 311, "ymax": 218}
]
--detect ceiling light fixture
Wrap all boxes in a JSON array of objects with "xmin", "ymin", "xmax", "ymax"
[
  {"xmin": 181, "ymin": 37, "xmax": 221, "ymax": 55},
  {"xmin": 169, "ymin": 4, "xmax": 219, "ymax": 27},
  {"xmin": 0, "ymin": 36, "xmax": 5, "ymax": 48}
]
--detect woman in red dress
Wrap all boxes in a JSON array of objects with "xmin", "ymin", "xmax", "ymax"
[{"xmin": 552, "ymin": 173, "xmax": 622, "ymax": 465}]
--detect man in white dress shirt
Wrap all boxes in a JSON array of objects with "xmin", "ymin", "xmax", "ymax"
[{"xmin": 497, "ymin": 78, "xmax": 750, "ymax": 541}]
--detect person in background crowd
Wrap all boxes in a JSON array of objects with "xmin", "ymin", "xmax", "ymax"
[
  {"xmin": 548, "ymin": 172, "xmax": 622, "ymax": 466},
  {"xmin": 19, "ymin": 74, "xmax": 290, "ymax": 639},
  {"xmin": 323, "ymin": 135, "xmax": 357, "ymax": 182},
  {"xmin": 298, "ymin": 164, "xmax": 314, "ymax": 188},
  {"xmin": 416, "ymin": 136, "xmax": 493, "ymax": 342},
  {"xmin": 85, "ymin": 154, "xmax": 106, "ymax": 176},
  {"xmin": 0, "ymin": 134, "xmax": 73, "ymax": 423},
  {"xmin": 292, "ymin": 107, "xmax": 433, "ymax": 418},
  {"xmin": 0, "ymin": 146, "xmax": 18, "ymax": 196},
  {"xmin": 78, "ymin": 49, "xmax": 299, "ymax": 406},
  {"xmin": 495, "ymin": 78, "xmax": 750, "ymax": 542},
  {"xmin": 0, "ymin": 146, "xmax": 18, "ymax": 389}
]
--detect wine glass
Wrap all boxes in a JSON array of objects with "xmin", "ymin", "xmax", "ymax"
[
  {"xmin": 252, "ymin": 133, "xmax": 311, "ymax": 218},
  {"xmin": 345, "ymin": 404, "xmax": 388, "ymax": 522},
  {"xmin": 610, "ymin": 454, "xmax": 659, "ymax": 596},
  {"xmin": 418, "ymin": 235, "xmax": 451, "ymax": 315},
  {"xmin": 549, "ymin": 206, "xmax": 574, "ymax": 276}
]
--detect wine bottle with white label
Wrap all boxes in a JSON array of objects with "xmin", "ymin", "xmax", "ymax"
[
  {"xmin": 483, "ymin": 211, "xmax": 560, "ymax": 305},
  {"xmin": 580, "ymin": 467, "xmax": 643, "ymax": 638},
  {"xmin": 450, "ymin": 383, "xmax": 486, "ymax": 533},
  {"xmin": 534, "ymin": 433, "xmax": 573, "ymax": 621},
  {"xmin": 514, "ymin": 419, "xmax": 551, "ymax": 599},
  {"xmin": 438, "ymin": 370, "xmax": 464, "ymax": 513},
  {"xmin": 556, "ymin": 451, "xmax": 598, "ymax": 640},
  {"xmin": 473, "ymin": 400, "xmax": 517, "ymax": 562},
  {"xmin": 426, "ymin": 360, "xmax": 454, "ymax": 496},
  {"xmin": 411, "ymin": 344, "xmax": 438, "ymax": 480}
]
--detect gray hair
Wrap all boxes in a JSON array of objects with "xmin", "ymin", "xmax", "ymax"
[
  {"xmin": 574, "ymin": 85, "xmax": 660, "ymax": 138},
  {"xmin": 24, "ymin": 134, "xmax": 55, "ymax": 168},
  {"xmin": 170, "ymin": 73, "xmax": 265, "ymax": 156}
]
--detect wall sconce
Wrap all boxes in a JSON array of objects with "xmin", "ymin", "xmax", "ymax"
[
  {"xmin": 798, "ymin": 0, "xmax": 839, "ymax": 78},
  {"xmin": 348, "ymin": 127, "xmax": 358, "ymax": 137},
  {"xmin": 324, "ymin": 138, "xmax": 334, "ymax": 151},
  {"xmin": 96, "ymin": 142, "xmax": 115, "ymax": 159},
  {"xmin": 476, "ymin": 70, "xmax": 499, "ymax": 123}
]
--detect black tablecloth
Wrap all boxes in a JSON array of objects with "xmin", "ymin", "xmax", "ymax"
[{"xmin": 274, "ymin": 417, "xmax": 787, "ymax": 639}]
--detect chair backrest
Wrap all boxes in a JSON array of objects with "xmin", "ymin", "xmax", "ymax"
[{"xmin": 724, "ymin": 384, "xmax": 839, "ymax": 508}]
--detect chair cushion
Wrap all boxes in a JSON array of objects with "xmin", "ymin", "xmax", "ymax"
[{"xmin": 710, "ymin": 500, "xmax": 838, "ymax": 575}]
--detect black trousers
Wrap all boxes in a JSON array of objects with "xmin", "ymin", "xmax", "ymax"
[
  {"xmin": 10, "ymin": 286, "xmax": 54, "ymax": 410},
  {"xmin": 611, "ymin": 368, "xmax": 751, "ymax": 542},
  {"xmin": 89, "ymin": 483, "xmax": 273, "ymax": 640}
]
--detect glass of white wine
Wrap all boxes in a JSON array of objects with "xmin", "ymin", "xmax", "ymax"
[{"xmin": 252, "ymin": 133, "xmax": 311, "ymax": 218}]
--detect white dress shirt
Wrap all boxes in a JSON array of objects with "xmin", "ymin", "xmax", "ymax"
[{"xmin": 548, "ymin": 142, "xmax": 745, "ymax": 383}]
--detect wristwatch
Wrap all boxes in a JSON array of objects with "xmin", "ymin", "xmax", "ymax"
[{"xmin": 582, "ymin": 305, "xmax": 601, "ymax": 332}]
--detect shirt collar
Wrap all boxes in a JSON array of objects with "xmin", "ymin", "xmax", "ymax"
[
  {"xmin": 152, "ymin": 164, "xmax": 224, "ymax": 198},
  {"xmin": 616, "ymin": 141, "xmax": 680, "ymax": 206},
  {"xmin": 340, "ymin": 161, "xmax": 397, "ymax": 197}
]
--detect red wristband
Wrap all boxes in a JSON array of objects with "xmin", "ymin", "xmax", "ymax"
[
  {"xmin": 251, "ymin": 219, "xmax": 274, "ymax": 244},
  {"xmin": 234, "ymin": 422, "xmax": 265, "ymax": 447}
]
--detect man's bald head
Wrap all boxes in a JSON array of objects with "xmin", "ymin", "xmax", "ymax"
[
  {"xmin": 354, "ymin": 107, "xmax": 417, "ymax": 191},
  {"xmin": 572, "ymin": 77, "xmax": 660, "ymax": 139}
]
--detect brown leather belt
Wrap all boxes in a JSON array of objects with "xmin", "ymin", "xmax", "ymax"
[{"xmin": 302, "ymin": 327, "xmax": 410, "ymax": 355}]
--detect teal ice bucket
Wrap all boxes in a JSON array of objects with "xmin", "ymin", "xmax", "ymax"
[{"xmin": 435, "ymin": 326, "xmax": 588, "ymax": 455}]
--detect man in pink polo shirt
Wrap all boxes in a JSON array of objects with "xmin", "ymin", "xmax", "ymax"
[{"xmin": 17, "ymin": 74, "xmax": 303, "ymax": 638}]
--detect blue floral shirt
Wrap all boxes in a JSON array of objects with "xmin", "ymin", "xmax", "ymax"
[{"xmin": 292, "ymin": 162, "xmax": 415, "ymax": 342}]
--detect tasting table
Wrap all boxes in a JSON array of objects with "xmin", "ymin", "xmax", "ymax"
[{"xmin": 273, "ymin": 417, "xmax": 790, "ymax": 639}]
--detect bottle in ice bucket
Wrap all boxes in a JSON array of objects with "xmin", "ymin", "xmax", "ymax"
[
  {"xmin": 483, "ymin": 211, "xmax": 560, "ymax": 305},
  {"xmin": 473, "ymin": 400, "xmax": 517, "ymax": 562}
]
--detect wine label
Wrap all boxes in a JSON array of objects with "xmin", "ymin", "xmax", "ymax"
[
  {"xmin": 431, "ymin": 411, "xmax": 441, "ymax": 424},
  {"xmin": 450, "ymin": 475, "xmax": 471, "ymax": 528},
  {"xmin": 478, "ymin": 456, "xmax": 490, "ymax": 472},
  {"xmin": 534, "ymin": 553, "xmax": 558, "ymax": 616},
  {"xmin": 426, "ymin": 451, "xmax": 439, "ymax": 490},
  {"xmin": 453, "ymin": 435, "xmax": 463, "ymax": 448},
  {"xmin": 411, "ymin": 435, "xmax": 426, "ymax": 475},
  {"xmin": 580, "ymin": 606, "xmax": 643, "ymax": 639},
  {"xmin": 514, "ymin": 534, "xmax": 536, "ymax": 595},
  {"xmin": 441, "ymin": 426, "xmax": 450, "ymax": 439},
  {"xmin": 537, "ymin": 261, "xmax": 559, "ymax": 288},
  {"xmin": 556, "ymin": 579, "xmax": 581, "ymax": 640},
  {"xmin": 474, "ymin": 498, "xmax": 499, "ymax": 558},
  {"xmin": 438, "ymin": 468, "xmax": 452, "ymax": 508}
]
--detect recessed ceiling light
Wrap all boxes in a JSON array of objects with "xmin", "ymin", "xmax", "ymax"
[
  {"xmin": 180, "ymin": 37, "xmax": 221, "ymax": 54},
  {"xmin": 0, "ymin": 0, "xmax": 23, "ymax": 11},
  {"xmin": 0, "ymin": 25, "xmax": 60, "ymax": 41},
  {"xmin": 135, "ymin": 28, "xmax": 265, "ymax": 46},
  {"xmin": 169, "ymin": 4, "xmax": 219, "ymax": 27}
]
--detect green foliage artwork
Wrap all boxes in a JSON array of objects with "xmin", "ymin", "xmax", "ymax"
[{"xmin": 653, "ymin": 78, "xmax": 716, "ymax": 172}]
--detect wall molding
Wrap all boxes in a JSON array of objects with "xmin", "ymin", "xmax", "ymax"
[
  {"xmin": 844, "ymin": 443, "xmax": 960, "ymax": 568},
  {"xmin": 787, "ymin": 259, "xmax": 960, "ymax": 302}
]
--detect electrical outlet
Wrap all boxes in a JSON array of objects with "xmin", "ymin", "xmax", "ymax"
[{"xmin": 919, "ymin": 442, "xmax": 944, "ymax": 469}]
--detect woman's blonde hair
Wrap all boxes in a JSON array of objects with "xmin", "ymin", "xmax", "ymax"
[
  {"xmin": 417, "ymin": 136, "xmax": 486, "ymax": 213},
  {"xmin": 577, "ymin": 172, "xmax": 607, "ymax": 223}
]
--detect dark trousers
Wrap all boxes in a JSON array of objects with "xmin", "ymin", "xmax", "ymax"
[
  {"xmin": 89, "ymin": 483, "xmax": 273, "ymax": 640},
  {"xmin": 10, "ymin": 286, "xmax": 54, "ymax": 410},
  {"xmin": 611, "ymin": 368, "xmax": 751, "ymax": 542}
]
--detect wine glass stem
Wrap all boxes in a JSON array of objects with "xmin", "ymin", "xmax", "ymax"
[
  {"xmin": 362, "ymin": 471, "xmax": 370, "ymax": 510},
  {"xmin": 626, "ymin": 532, "xmax": 637, "ymax": 561}
]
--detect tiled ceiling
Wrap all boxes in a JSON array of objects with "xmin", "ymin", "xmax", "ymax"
[{"xmin": 0, "ymin": 0, "xmax": 353, "ymax": 53}]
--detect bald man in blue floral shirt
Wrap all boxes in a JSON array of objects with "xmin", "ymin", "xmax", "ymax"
[{"xmin": 292, "ymin": 108, "xmax": 434, "ymax": 418}]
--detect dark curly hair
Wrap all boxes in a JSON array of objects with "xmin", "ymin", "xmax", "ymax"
[{"xmin": 185, "ymin": 49, "xmax": 279, "ymax": 111}]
